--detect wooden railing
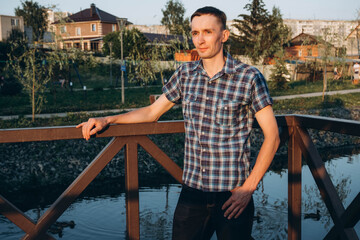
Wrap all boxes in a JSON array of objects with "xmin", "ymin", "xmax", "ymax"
[{"xmin": 0, "ymin": 115, "xmax": 359, "ymax": 240}]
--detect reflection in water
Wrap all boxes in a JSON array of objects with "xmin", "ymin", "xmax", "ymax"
[{"xmin": 0, "ymin": 154, "xmax": 359, "ymax": 239}]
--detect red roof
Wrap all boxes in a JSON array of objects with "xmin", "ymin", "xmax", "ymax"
[{"xmin": 64, "ymin": 4, "xmax": 119, "ymax": 23}]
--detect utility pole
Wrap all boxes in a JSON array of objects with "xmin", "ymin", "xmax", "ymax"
[
  {"xmin": 109, "ymin": 42, "xmax": 113, "ymax": 87},
  {"xmin": 117, "ymin": 18, "xmax": 127, "ymax": 104}
]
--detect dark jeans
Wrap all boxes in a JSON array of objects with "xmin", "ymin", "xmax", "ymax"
[{"xmin": 172, "ymin": 185, "xmax": 254, "ymax": 240}]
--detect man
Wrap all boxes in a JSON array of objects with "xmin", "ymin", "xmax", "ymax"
[
  {"xmin": 77, "ymin": 6, "xmax": 279, "ymax": 240},
  {"xmin": 353, "ymin": 61, "xmax": 359, "ymax": 84}
]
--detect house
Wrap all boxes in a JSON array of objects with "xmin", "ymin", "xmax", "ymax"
[
  {"xmin": 174, "ymin": 49, "xmax": 200, "ymax": 62},
  {"xmin": 345, "ymin": 23, "xmax": 360, "ymax": 58},
  {"xmin": 0, "ymin": 15, "xmax": 24, "ymax": 42},
  {"xmin": 285, "ymin": 32, "xmax": 336, "ymax": 61},
  {"xmin": 52, "ymin": 3, "xmax": 129, "ymax": 51}
]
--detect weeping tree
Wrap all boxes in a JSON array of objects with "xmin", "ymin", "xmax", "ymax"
[
  {"xmin": 7, "ymin": 43, "xmax": 78, "ymax": 121},
  {"xmin": 103, "ymin": 28, "xmax": 189, "ymax": 86},
  {"xmin": 8, "ymin": 46, "xmax": 52, "ymax": 121}
]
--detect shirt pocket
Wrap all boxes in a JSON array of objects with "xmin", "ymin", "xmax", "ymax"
[
  {"xmin": 215, "ymin": 99, "xmax": 245, "ymax": 126},
  {"xmin": 183, "ymin": 94, "xmax": 199, "ymax": 120}
]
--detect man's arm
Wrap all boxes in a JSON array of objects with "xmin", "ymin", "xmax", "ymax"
[
  {"xmin": 76, "ymin": 94, "xmax": 175, "ymax": 140},
  {"xmin": 222, "ymin": 105, "xmax": 280, "ymax": 219}
]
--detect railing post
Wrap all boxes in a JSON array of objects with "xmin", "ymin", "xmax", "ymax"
[
  {"xmin": 125, "ymin": 138, "xmax": 140, "ymax": 240},
  {"xmin": 288, "ymin": 120, "xmax": 302, "ymax": 240}
]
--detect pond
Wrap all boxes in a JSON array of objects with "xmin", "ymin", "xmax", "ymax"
[{"xmin": 0, "ymin": 152, "xmax": 359, "ymax": 239}]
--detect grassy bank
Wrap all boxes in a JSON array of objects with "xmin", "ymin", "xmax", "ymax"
[
  {"xmin": 1, "ymin": 78, "xmax": 360, "ymax": 129},
  {"xmin": 269, "ymin": 78, "xmax": 360, "ymax": 96},
  {"xmin": 1, "ymin": 93, "xmax": 360, "ymax": 129},
  {"xmin": 0, "ymin": 86, "xmax": 162, "ymax": 116}
]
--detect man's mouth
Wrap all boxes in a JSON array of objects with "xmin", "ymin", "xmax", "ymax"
[{"xmin": 198, "ymin": 47, "xmax": 208, "ymax": 52}]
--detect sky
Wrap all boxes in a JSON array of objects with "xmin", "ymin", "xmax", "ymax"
[{"xmin": 1, "ymin": 0, "xmax": 359, "ymax": 25}]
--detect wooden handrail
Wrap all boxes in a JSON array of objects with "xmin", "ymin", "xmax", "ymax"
[{"xmin": 0, "ymin": 115, "xmax": 359, "ymax": 240}]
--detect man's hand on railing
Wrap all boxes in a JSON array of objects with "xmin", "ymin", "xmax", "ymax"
[{"xmin": 76, "ymin": 117, "xmax": 109, "ymax": 141}]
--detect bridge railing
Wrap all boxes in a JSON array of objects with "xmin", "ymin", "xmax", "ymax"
[{"xmin": 0, "ymin": 115, "xmax": 359, "ymax": 240}]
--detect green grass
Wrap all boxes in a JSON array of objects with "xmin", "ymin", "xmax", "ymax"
[
  {"xmin": 272, "ymin": 93, "xmax": 360, "ymax": 111},
  {"xmin": 1, "ymin": 77, "xmax": 360, "ymax": 129},
  {"xmin": 269, "ymin": 78, "xmax": 360, "ymax": 96},
  {"xmin": 0, "ymin": 86, "xmax": 162, "ymax": 116}
]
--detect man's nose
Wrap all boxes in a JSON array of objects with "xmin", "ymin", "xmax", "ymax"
[{"xmin": 198, "ymin": 33, "xmax": 205, "ymax": 44}]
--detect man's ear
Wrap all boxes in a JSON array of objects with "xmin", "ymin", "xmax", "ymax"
[{"xmin": 222, "ymin": 29, "xmax": 230, "ymax": 43}]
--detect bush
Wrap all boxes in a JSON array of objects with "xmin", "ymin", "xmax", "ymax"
[
  {"xmin": 269, "ymin": 59, "xmax": 289, "ymax": 90},
  {"xmin": 0, "ymin": 75, "xmax": 22, "ymax": 96}
]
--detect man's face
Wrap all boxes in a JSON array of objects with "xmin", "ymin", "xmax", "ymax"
[{"xmin": 191, "ymin": 14, "xmax": 229, "ymax": 60}]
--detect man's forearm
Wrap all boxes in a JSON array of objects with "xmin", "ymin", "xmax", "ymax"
[
  {"xmin": 104, "ymin": 106, "xmax": 156, "ymax": 125},
  {"xmin": 242, "ymin": 134, "xmax": 280, "ymax": 192}
]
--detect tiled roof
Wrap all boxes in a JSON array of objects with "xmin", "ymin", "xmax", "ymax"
[{"xmin": 67, "ymin": 4, "xmax": 118, "ymax": 23}]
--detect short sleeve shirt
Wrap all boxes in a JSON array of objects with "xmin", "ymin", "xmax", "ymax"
[{"xmin": 162, "ymin": 53, "xmax": 273, "ymax": 192}]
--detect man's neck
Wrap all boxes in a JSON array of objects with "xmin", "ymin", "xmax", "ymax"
[{"xmin": 202, "ymin": 52, "xmax": 226, "ymax": 78}]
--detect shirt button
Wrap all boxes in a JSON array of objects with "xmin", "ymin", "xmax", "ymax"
[
  {"xmin": 225, "ymin": 107, "xmax": 228, "ymax": 110},
  {"xmin": 202, "ymin": 168, "xmax": 206, "ymax": 173},
  {"xmin": 206, "ymin": 97, "xmax": 209, "ymax": 100},
  {"xmin": 202, "ymin": 131, "xmax": 205, "ymax": 135}
]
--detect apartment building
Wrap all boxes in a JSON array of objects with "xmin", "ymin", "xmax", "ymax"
[{"xmin": 0, "ymin": 15, "xmax": 24, "ymax": 42}]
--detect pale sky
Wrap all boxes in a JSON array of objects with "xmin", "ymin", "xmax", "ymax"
[{"xmin": 1, "ymin": 0, "xmax": 359, "ymax": 25}]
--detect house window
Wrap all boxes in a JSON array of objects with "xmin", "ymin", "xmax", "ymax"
[
  {"xmin": 299, "ymin": 49, "xmax": 302, "ymax": 57},
  {"xmin": 76, "ymin": 27, "xmax": 81, "ymax": 36},
  {"xmin": 91, "ymin": 24, "xmax": 96, "ymax": 32},
  {"xmin": 60, "ymin": 26, "xmax": 67, "ymax": 33},
  {"xmin": 112, "ymin": 24, "xmax": 116, "ymax": 32},
  {"xmin": 11, "ymin": 18, "xmax": 19, "ymax": 26}
]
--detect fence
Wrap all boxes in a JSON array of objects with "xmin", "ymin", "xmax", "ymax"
[{"xmin": 0, "ymin": 115, "xmax": 359, "ymax": 240}]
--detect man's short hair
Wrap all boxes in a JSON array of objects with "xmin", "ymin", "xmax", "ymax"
[{"xmin": 191, "ymin": 6, "xmax": 227, "ymax": 30}]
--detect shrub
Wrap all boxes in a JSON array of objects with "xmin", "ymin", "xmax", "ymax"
[{"xmin": 0, "ymin": 75, "xmax": 22, "ymax": 96}]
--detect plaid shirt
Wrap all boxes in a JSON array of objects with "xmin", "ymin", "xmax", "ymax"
[{"xmin": 162, "ymin": 53, "xmax": 272, "ymax": 192}]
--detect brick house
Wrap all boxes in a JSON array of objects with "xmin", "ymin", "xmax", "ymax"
[
  {"xmin": 53, "ymin": 3, "xmax": 126, "ymax": 51},
  {"xmin": 174, "ymin": 49, "xmax": 200, "ymax": 62},
  {"xmin": 285, "ymin": 32, "xmax": 336, "ymax": 61}
]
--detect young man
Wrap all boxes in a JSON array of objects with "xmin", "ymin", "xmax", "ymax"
[
  {"xmin": 353, "ymin": 61, "xmax": 359, "ymax": 84},
  {"xmin": 77, "ymin": 6, "xmax": 279, "ymax": 240}
]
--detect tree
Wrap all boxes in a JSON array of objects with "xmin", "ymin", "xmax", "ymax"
[
  {"xmin": 6, "ymin": 42, "xmax": 81, "ymax": 121},
  {"xmin": 231, "ymin": 0, "xmax": 290, "ymax": 64},
  {"xmin": 269, "ymin": 50, "xmax": 290, "ymax": 90},
  {"xmin": 161, "ymin": 0, "xmax": 190, "ymax": 35},
  {"xmin": 102, "ymin": 28, "xmax": 149, "ymax": 60},
  {"xmin": 15, "ymin": 0, "xmax": 48, "ymax": 42},
  {"xmin": 0, "ymin": 29, "xmax": 28, "ymax": 96},
  {"xmin": 8, "ymin": 46, "xmax": 51, "ymax": 121}
]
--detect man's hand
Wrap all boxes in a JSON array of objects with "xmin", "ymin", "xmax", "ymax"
[
  {"xmin": 76, "ymin": 117, "xmax": 108, "ymax": 140},
  {"xmin": 222, "ymin": 186, "xmax": 253, "ymax": 219}
]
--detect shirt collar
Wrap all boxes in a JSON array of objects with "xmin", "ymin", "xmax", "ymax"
[{"xmin": 190, "ymin": 52, "xmax": 238, "ymax": 76}]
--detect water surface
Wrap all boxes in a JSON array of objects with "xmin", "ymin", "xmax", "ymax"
[{"xmin": 0, "ymin": 153, "xmax": 359, "ymax": 239}]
